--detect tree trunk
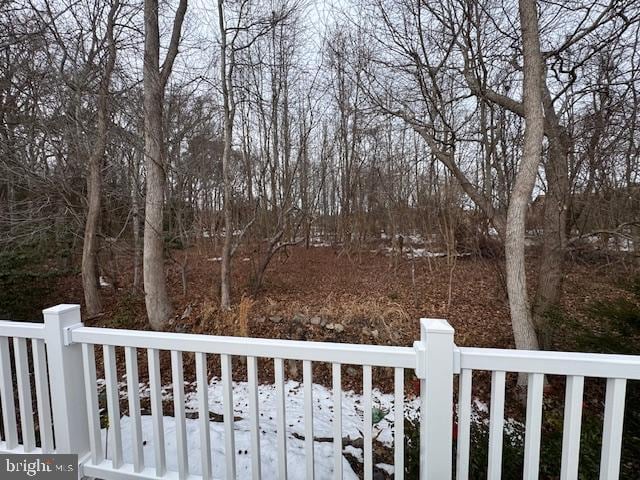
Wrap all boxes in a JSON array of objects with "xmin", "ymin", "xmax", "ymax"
[
  {"xmin": 82, "ymin": 147, "xmax": 104, "ymax": 317},
  {"xmin": 143, "ymin": 83, "xmax": 173, "ymax": 329},
  {"xmin": 142, "ymin": 0, "xmax": 187, "ymax": 329},
  {"xmin": 82, "ymin": 144, "xmax": 103, "ymax": 317},
  {"xmin": 130, "ymin": 151, "xmax": 142, "ymax": 290},
  {"xmin": 533, "ymin": 138, "xmax": 569, "ymax": 341},
  {"xmin": 82, "ymin": 0, "xmax": 118, "ymax": 318},
  {"xmin": 505, "ymin": 0, "xmax": 544, "ymax": 352},
  {"xmin": 532, "ymin": 96, "xmax": 571, "ymax": 344},
  {"xmin": 220, "ymin": 115, "xmax": 233, "ymax": 310},
  {"xmin": 218, "ymin": 0, "xmax": 235, "ymax": 310}
]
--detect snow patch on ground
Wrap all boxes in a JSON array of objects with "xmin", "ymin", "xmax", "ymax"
[
  {"xmin": 103, "ymin": 415, "xmax": 357, "ymax": 479},
  {"xmin": 310, "ymin": 241, "xmax": 333, "ymax": 248},
  {"xmin": 407, "ymin": 248, "xmax": 471, "ymax": 259},
  {"xmin": 468, "ymin": 398, "xmax": 524, "ymax": 440},
  {"xmin": 343, "ymin": 445, "xmax": 363, "ymax": 463},
  {"xmin": 377, "ymin": 462, "xmax": 395, "ymax": 475},
  {"xmin": 102, "ymin": 379, "xmax": 421, "ymax": 479},
  {"xmin": 182, "ymin": 379, "xmax": 420, "ymax": 450},
  {"xmin": 100, "ymin": 375, "xmax": 526, "ymax": 478},
  {"xmin": 378, "ymin": 246, "xmax": 472, "ymax": 259}
]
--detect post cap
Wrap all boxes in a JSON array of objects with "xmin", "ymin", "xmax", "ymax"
[
  {"xmin": 43, "ymin": 304, "xmax": 81, "ymax": 315},
  {"xmin": 420, "ymin": 318, "xmax": 454, "ymax": 334}
]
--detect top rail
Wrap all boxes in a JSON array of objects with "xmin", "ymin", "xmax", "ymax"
[
  {"xmin": 4, "ymin": 318, "xmax": 637, "ymax": 379},
  {"xmin": 0, "ymin": 321, "xmax": 45, "ymax": 339},
  {"xmin": 70, "ymin": 326, "xmax": 417, "ymax": 368},
  {"xmin": 458, "ymin": 346, "xmax": 640, "ymax": 380}
]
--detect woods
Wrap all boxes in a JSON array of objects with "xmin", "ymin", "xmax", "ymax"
[{"xmin": 1, "ymin": 0, "xmax": 639, "ymax": 348}]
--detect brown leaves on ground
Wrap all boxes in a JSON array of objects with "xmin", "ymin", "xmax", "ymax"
[
  {"xmin": 51, "ymin": 243, "xmax": 637, "ymax": 394},
  {"xmin": 53, "ymin": 243, "xmax": 634, "ymax": 352}
]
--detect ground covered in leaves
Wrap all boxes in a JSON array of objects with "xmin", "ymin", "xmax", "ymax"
[
  {"xmin": 47, "ymin": 242, "xmax": 635, "ymax": 351},
  {"xmin": 35, "ymin": 240, "xmax": 636, "ymax": 387}
]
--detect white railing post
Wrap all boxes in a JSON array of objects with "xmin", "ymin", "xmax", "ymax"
[
  {"xmin": 43, "ymin": 304, "xmax": 90, "ymax": 458},
  {"xmin": 414, "ymin": 318, "xmax": 455, "ymax": 480}
]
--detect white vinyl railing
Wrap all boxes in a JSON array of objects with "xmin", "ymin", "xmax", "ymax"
[
  {"xmin": 0, "ymin": 304, "xmax": 638, "ymax": 480},
  {"xmin": 454, "ymin": 347, "xmax": 640, "ymax": 480}
]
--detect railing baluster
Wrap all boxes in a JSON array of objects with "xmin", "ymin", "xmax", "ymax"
[
  {"xmin": 103, "ymin": 344, "xmax": 123, "ymax": 468},
  {"xmin": 147, "ymin": 348, "xmax": 166, "ymax": 476},
  {"xmin": 82, "ymin": 343, "xmax": 103, "ymax": 464},
  {"xmin": 456, "ymin": 368, "xmax": 472, "ymax": 480},
  {"xmin": 275, "ymin": 357, "xmax": 287, "ymax": 479},
  {"xmin": 196, "ymin": 352, "xmax": 212, "ymax": 480},
  {"xmin": 394, "ymin": 367, "xmax": 404, "ymax": 480},
  {"xmin": 13, "ymin": 337, "xmax": 35, "ymax": 451},
  {"xmin": 221, "ymin": 354, "xmax": 236, "ymax": 480},
  {"xmin": 171, "ymin": 350, "xmax": 189, "ymax": 479},
  {"xmin": 125, "ymin": 346, "xmax": 144, "ymax": 472},
  {"xmin": 560, "ymin": 375, "xmax": 584, "ymax": 480},
  {"xmin": 523, "ymin": 373, "xmax": 544, "ymax": 480},
  {"xmin": 303, "ymin": 360, "xmax": 314, "ymax": 479},
  {"xmin": 0, "ymin": 337, "xmax": 17, "ymax": 450},
  {"xmin": 247, "ymin": 356, "xmax": 261, "ymax": 480},
  {"xmin": 32, "ymin": 339, "xmax": 53, "ymax": 453},
  {"xmin": 332, "ymin": 363, "xmax": 342, "ymax": 480},
  {"xmin": 599, "ymin": 378, "xmax": 627, "ymax": 480},
  {"xmin": 487, "ymin": 370, "xmax": 505, "ymax": 480},
  {"xmin": 363, "ymin": 365, "xmax": 373, "ymax": 480}
]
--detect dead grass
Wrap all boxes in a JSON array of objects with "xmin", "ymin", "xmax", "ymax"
[
  {"xmin": 199, "ymin": 300, "xmax": 218, "ymax": 330},
  {"xmin": 257, "ymin": 293, "xmax": 408, "ymax": 330},
  {"xmin": 198, "ymin": 295, "xmax": 253, "ymax": 337},
  {"xmin": 236, "ymin": 295, "xmax": 253, "ymax": 337},
  {"xmin": 319, "ymin": 295, "xmax": 410, "ymax": 341}
]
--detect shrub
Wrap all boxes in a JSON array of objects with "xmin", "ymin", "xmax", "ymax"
[
  {"xmin": 110, "ymin": 292, "xmax": 142, "ymax": 328},
  {"xmin": 545, "ymin": 293, "xmax": 640, "ymax": 479},
  {"xmin": 403, "ymin": 395, "xmax": 639, "ymax": 479},
  {"xmin": 0, "ymin": 245, "xmax": 69, "ymax": 320},
  {"xmin": 589, "ymin": 299, "xmax": 640, "ymax": 336}
]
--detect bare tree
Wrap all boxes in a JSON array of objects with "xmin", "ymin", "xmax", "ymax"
[
  {"xmin": 216, "ymin": 0, "xmax": 295, "ymax": 308},
  {"xmin": 82, "ymin": 0, "xmax": 119, "ymax": 318},
  {"xmin": 505, "ymin": 0, "xmax": 544, "ymax": 352},
  {"xmin": 217, "ymin": 0, "xmax": 236, "ymax": 310},
  {"xmin": 143, "ymin": 0, "xmax": 188, "ymax": 330},
  {"xmin": 461, "ymin": 0, "xmax": 640, "ymax": 339}
]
